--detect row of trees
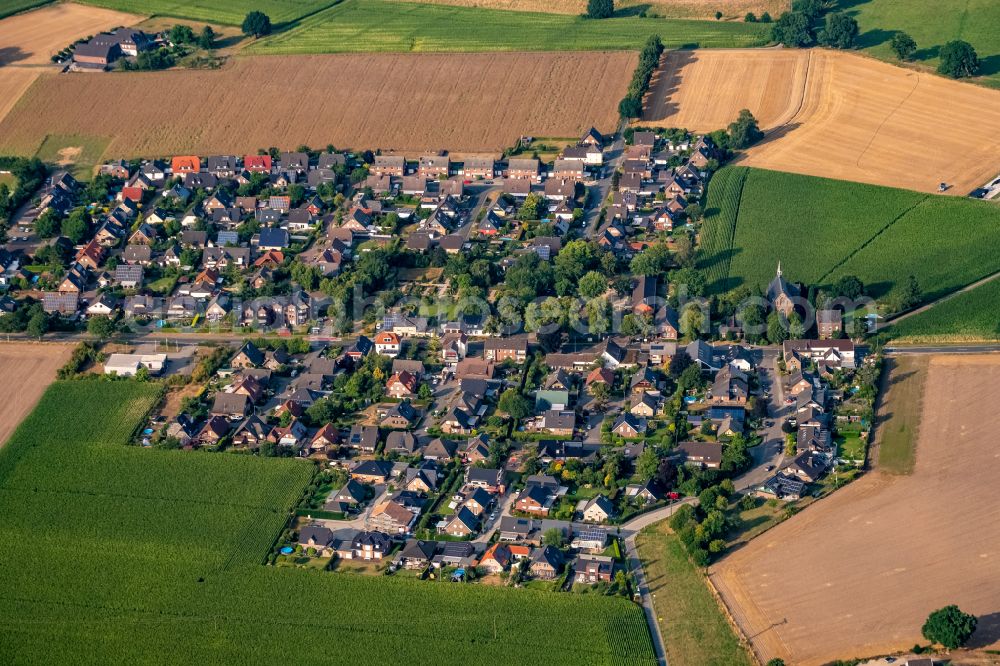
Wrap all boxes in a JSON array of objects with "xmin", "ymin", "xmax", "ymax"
[{"xmin": 618, "ymin": 36, "xmax": 665, "ymax": 119}]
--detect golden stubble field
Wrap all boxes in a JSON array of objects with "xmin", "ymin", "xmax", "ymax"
[
  {"xmin": 642, "ymin": 48, "xmax": 1000, "ymax": 194},
  {"xmin": 0, "ymin": 51, "xmax": 636, "ymax": 157},
  {"xmin": 0, "ymin": 343, "xmax": 73, "ymax": 446},
  {"xmin": 711, "ymin": 354, "xmax": 1000, "ymax": 665},
  {"xmin": 0, "ymin": 3, "xmax": 142, "ymax": 123}
]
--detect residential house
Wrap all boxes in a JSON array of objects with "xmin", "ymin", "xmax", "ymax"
[
  {"xmin": 442, "ymin": 506, "xmax": 478, "ymax": 538},
  {"xmin": 582, "ymin": 495, "xmax": 614, "ymax": 523},
  {"xmin": 465, "ymin": 467, "xmax": 504, "ymax": 493},
  {"xmin": 368, "ymin": 500, "xmax": 417, "ymax": 535},
  {"xmin": 483, "ymin": 335, "xmax": 528, "ymax": 363},
  {"xmin": 612, "ymin": 413, "xmax": 646, "ymax": 438},
  {"xmin": 346, "ymin": 425, "xmax": 380, "ymax": 454},
  {"xmin": 676, "ymin": 441, "xmax": 723, "ymax": 469},
  {"xmin": 529, "ymin": 546, "xmax": 564, "ymax": 579},
  {"xmin": 386, "ymin": 370, "xmax": 418, "ymax": 399},
  {"xmin": 351, "ymin": 459, "xmax": 395, "ymax": 484},
  {"xmin": 374, "ymin": 331, "xmax": 401, "ymax": 357},
  {"xmin": 574, "ymin": 554, "xmax": 614, "ymax": 583}
]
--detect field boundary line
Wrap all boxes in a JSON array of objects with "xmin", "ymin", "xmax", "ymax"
[
  {"xmin": 764, "ymin": 49, "xmax": 812, "ymax": 135},
  {"xmin": 720, "ymin": 168, "xmax": 749, "ymax": 286},
  {"xmin": 854, "ymin": 70, "xmax": 921, "ymax": 171},
  {"xmin": 816, "ymin": 195, "xmax": 929, "ymax": 284},
  {"xmin": 0, "ymin": 482, "xmax": 294, "ymax": 512},
  {"xmin": 887, "ymin": 268, "xmax": 1000, "ymax": 325},
  {"xmin": 704, "ymin": 571, "xmax": 763, "ymax": 666}
]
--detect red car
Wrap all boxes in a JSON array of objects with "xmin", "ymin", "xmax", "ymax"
[{"xmin": 667, "ymin": 492, "xmax": 681, "ymax": 501}]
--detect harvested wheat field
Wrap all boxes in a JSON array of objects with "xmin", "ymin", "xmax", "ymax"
[
  {"xmin": 0, "ymin": 52, "xmax": 635, "ymax": 156},
  {"xmin": 643, "ymin": 49, "xmax": 808, "ymax": 131},
  {"xmin": 643, "ymin": 49, "xmax": 1000, "ymax": 194},
  {"xmin": 0, "ymin": 3, "xmax": 142, "ymax": 122},
  {"xmin": 384, "ymin": 0, "xmax": 788, "ymax": 19},
  {"xmin": 712, "ymin": 354, "xmax": 1000, "ymax": 666},
  {"xmin": 0, "ymin": 343, "xmax": 73, "ymax": 446}
]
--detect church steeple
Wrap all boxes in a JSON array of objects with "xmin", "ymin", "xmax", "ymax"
[{"xmin": 776, "ymin": 261, "xmax": 782, "ymax": 277}]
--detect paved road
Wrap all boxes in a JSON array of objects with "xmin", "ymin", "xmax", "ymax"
[
  {"xmin": 625, "ymin": 534, "xmax": 669, "ymax": 666},
  {"xmin": 585, "ymin": 128, "xmax": 627, "ymax": 236}
]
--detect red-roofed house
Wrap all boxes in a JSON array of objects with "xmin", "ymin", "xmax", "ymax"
[
  {"xmin": 171, "ymin": 156, "xmax": 200, "ymax": 175},
  {"xmin": 374, "ymin": 331, "xmax": 401, "ymax": 357},
  {"xmin": 386, "ymin": 370, "xmax": 418, "ymax": 399},
  {"xmin": 244, "ymin": 154, "xmax": 272, "ymax": 173},
  {"xmin": 120, "ymin": 186, "xmax": 144, "ymax": 203}
]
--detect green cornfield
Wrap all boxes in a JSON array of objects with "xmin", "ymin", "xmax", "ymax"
[
  {"xmin": 699, "ymin": 166, "xmax": 1000, "ymax": 302},
  {"xmin": 76, "ymin": 0, "xmax": 336, "ymax": 25},
  {"xmin": 0, "ymin": 381, "xmax": 656, "ymax": 665},
  {"xmin": 249, "ymin": 0, "xmax": 770, "ymax": 54},
  {"xmin": 0, "ymin": 0, "xmax": 51, "ymax": 19},
  {"xmin": 889, "ymin": 277, "xmax": 1000, "ymax": 342}
]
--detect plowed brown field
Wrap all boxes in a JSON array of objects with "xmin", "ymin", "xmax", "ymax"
[
  {"xmin": 642, "ymin": 49, "xmax": 1000, "ymax": 194},
  {"xmin": 0, "ymin": 343, "xmax": 73, "ymax": 446},
  {"xmin": 712, "ymin": 354, "xmax": 1000, "ymax": 665},
  {"xmin": 0, "ymin": 3, "xmax": 142, "ymax": 123},
  {"xmin": 0, "ymin": 51, "xmax": 636, "ymax": 157}
]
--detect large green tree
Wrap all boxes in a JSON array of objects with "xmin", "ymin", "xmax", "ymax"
[
  {"xmin": 937, "ymin": 40, "xmax": 980, "ymax": 78},
  {"xmin": 728, "ymin": 108, "xmax": 764, "ymax": 149},
  {"xmin": 890, "ymin": 32, "xmax": 917, "ymax": 61},
  {"xmin": 498, "ymin": 388, "xmax": 532, "ymax": 421},
  {"xmin": 818, "ymin": 12, "xmax": 858, "ymax": 49},
  {"xmin": 922, "ymin": 605, "xmax": 977, "ymax": 649},
  {"xmin": 242, "ymin": 11, "xmax": 272, "ymax": 38},
  {"xmin": 587, "ymin": 0, "xmax": 614, "ymax": 19},
  {"xmin": 771, "ymin": 10, "xmax": 814, "ymax": 47}
]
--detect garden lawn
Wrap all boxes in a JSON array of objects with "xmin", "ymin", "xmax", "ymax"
[
  {"xmin": 77, "ymin": 0, "xmax": 336, "ymax": 25},
  {"xmin": 889, "ymin": 277, "xmax": 1000, "ymax": 342},
  {"xmin": 636, "ymin": 522, "xmax": 753, "ymax": 666},
  {"xmin": 843, "ymin": 0, "xmax": 1000, "ymax": 87},
  {"xmin": 249, "ymin": 0, "xmax": 770, "ymax": 54},
  {"xmin": 0, "ymin": 381, "xmax": 655, "ymax": 665},
  {"xmin": 34, "ymin": 133, "xmax": 111, "ymax": 181},
  {"xmin": 700, "ymin": 167, "xmax": 1000, "ymax": 304}
]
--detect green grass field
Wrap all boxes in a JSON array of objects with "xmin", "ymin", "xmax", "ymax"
[
  {"xmin": 873, "ymin": 356, "xmax": 925, "ymax": 474},
  {"xmin": 0, "ymin": 381, "xmax": 655, "ymax": 665},
  {"xmin": 77, "ymin": 0, "xmax": 336, "ymax": 25},
  {"xmin": 248, "ymin": 0, "xmax": 770, "ymax": 54},
  {"xmin": 699, "ymin": 167, "xmax": 1000, "ymax": 303},
  {"xmin": 889, "ymin": 277, "xmax": 1000, "ymax": 342},
  {"xmin": 842, "ymin": 0, "xmax": 1000, "ymax": 87},
  {"xmin": 0, "ymin": 0, "xmax": 50, "ymax": 19},
  {"xmin": 34, "ymin": 133, "xmax": 110, "ymax": 181},
  {"xmin": 636, "ymin": 522, "xmax": 753, "ymax": 666}
]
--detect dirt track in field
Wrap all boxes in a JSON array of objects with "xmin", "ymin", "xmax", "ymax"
[
  {"xmin": 0, "ymin": 3, "xmax": 143, "ymax": 123},
  {"xmin": 643, "ymin": 48, "xmax": 1000, "ymax": 194},
  {"xmin": 0, "ymin": 343, "xmax": 73, "ymax": 446},
  {"xmin": 712, "ymin": 355, "xmax": 1000, "ymax": 665},
  {"xmin": 0, "ymin": 51, "xmax": 636, "ymax": 156}
]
